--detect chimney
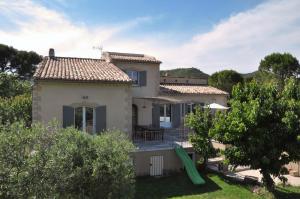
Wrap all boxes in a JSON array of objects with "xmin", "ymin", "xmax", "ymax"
[{"xmin": 49, "ymin": 48, "xmax": 55, "ymax": 58}]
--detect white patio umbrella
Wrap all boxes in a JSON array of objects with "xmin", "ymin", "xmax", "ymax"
[{"xmin": 205, "ymin": 103, "xmax": 229, "ymax": 110}]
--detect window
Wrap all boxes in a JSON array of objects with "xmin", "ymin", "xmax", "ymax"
[
  {"xmin": 127, "ymin": 70, "xmax": 139, "ymax": 85},
  {"xmin": 75, "ymin": 106, "xmax": 95, "ymax": 134},
  {"xmin": 187, "ymin": 103, "xmax": 198, "ymax": 114},
  {"xmin": 160, "ymin": 104, "xmax": 172, "ymax": 128}
]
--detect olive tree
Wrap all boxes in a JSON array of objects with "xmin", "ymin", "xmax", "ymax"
[
  {"xmin": 210, "ymin": 78, "xmax": 300, "ymax": 192},
  {"xmin": 0, "ymin": 122, "xmax": 135, "ymax": 198}
]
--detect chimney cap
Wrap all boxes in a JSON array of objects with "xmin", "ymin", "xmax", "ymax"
[{"xmin": 49, "ymin": 48, "xmax": 55, "ymax": 58}]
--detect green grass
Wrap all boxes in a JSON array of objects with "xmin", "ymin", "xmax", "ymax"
[{"xmin": 135, "ymin": 171, "xmax": 300, "ymax": 199}]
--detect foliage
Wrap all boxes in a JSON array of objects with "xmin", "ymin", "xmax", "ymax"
[
  {"xmin": 259, "ymin": 52, "xmax": 300, "ymax": 84},
  {"xmin": 210, "ymin": 78, "xmax": 300, "ymax": 192},
  {"xmin": 208, "ymin": 70, "xmax": 243, "ymax": 94},
  {"xmin": 185, "ymin": 107, "xmax": 216, "ymax": 165},
  {"xmin": 0, "ymin": 122, "xmax": 135, "ymax": 198},
  {"xmin": 0, "ymin": 72, "xmax": 31, "ymax": 98},
  {"xmin": 160, "ymin": 67, "xmax": 209, "ymax": 78},
  {"xmin": 0, "ymin": 94, "xmax": 32, "ymax": 126},
  {"xmin": 0, "ymin": 43, "xmax": 42, "ymax": 78}
]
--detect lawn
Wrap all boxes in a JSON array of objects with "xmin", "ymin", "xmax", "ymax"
[{"xmin": 135, "ymin": 171, "xmax": 300, "ymax": 199}]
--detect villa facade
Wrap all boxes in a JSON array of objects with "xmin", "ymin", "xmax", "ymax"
[{"xmin": 33, "ymin": 49, "xmax": 229, "ymax": 176}]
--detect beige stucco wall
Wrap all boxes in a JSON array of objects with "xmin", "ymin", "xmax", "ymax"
[
  {"xmin": 134, "ymin": 147, "xmax": 199, "ymax": 176},
  {"xmin": 132, "ymin": 98, "xmax": 153, "ymax": 126},
  {"xmin": 32, "ymin": 81, "xmax": 132, "ymax": 135},
  {"xmin": 113, "ymin": 61, "xmax": 160, "ymax": 97}
]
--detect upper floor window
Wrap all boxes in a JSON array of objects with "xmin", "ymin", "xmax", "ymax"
[{"xmin": 127, "ymin": 70, "xmax": 139, "ymax": 85}]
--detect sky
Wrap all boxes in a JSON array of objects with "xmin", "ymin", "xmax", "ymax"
[{"xmin": 0, "ymin": 0, "xmax": 300, "ymax": 74}]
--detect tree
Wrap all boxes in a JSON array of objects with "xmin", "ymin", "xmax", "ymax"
[
  {"xmin": 0, "ymin": 73, "xmax": 31, "ymax": 98},
  {"xmin": 208, "ymin": 70, "xmax": 243, "ymax": 94},
  {"xmin": 210, "ymin": 78, "xmax": 300, "ymax": 192},
  {"xmin": 259, "ymin": 52, "xmax": 300, "ymax": 84},
  {"xmin": 185, "ymin": 107, "xmax": 216, "ymax": 167},
  {"xmin": 0, "ymin": 122, "xmax": 135, "ymax": 198},
  {"xmin": 0, "ymin": 44, "xmax": 42, "ymax": 78},
  {"xmin": 0, "ymin": 94, "xmax": 32, "ymax": 126}
]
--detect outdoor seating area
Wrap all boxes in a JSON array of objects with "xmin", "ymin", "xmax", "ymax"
[
  {"xmin": 133, "ymin": 127, "xmax": 194, "ymax": 151},
  {"xmin": 132, "ymin": 125, "xmax": 164, "ymax": 142}
]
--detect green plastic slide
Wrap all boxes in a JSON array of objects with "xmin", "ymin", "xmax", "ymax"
[{"xmin": 175, "ymin": 146, "xmax": 206, "ymax": 185}]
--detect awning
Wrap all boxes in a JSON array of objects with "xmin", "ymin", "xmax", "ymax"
[{"xmin": 204, "ymin": 103, "xmax": 229, "ymax": 110}]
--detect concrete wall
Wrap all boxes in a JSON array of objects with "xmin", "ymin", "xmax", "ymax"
[
  {"xmin": 32, "ymin": 81, "xmax": 132, "ymax": 135},
  {"xmin": 134, "ymin": 147, "xmax": 199, "ymax": 176},
  {"xmin": 113, "ymin": 61, "xmax": 160, "ymax": 97},
  {"xmin": 286, "ymin": 162, "xmax": 300, "ymax": 176}
]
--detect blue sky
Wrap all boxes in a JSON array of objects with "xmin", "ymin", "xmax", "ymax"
[
  {"xmin": 36, "ymin": 0, "xmax": 263, "ymax": 37},
  {"xmin": 0, "ymin": 0, "xmax": 300, "ymax": 74}
]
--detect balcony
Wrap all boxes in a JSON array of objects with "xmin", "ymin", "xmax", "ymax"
[{"xmin": 132, "ymin": 126, "xmax": 193, "ymax": 151}]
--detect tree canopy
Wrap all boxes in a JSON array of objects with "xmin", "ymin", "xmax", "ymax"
[
  {"xmin": 208, "ymin": 70, "xmax": 243, "ymax": 94},
  {"xmin": 259, "ymin": 52, "xmax": 300, "ymax": 83},
  {"xmin": 210, "ymin": 78, "xmax": 300, "ymax": 191},
  {"xmin": 0, "ymin": 44, "xmax": 42, "ymax": 78}
]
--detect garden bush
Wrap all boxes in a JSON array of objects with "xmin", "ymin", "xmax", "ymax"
[
  {"xmin": 0, "ymin": 94, "xmax": 32, "ymax": 126},
  {"xmin": 0, "ymin": 122, "xmax": 135, "ymax": 198}
]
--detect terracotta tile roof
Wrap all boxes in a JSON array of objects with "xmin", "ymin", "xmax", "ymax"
[
  {"xmin": 160, "ymin": 84, "xmax": 229, "ymax": 95},
  {"xmin": 34, "ymin": 57, "xmax": 131, "ymax": 83},
  {"xmin": 102, "ymin": 51, "xmax": 161, "ymax": 64}
]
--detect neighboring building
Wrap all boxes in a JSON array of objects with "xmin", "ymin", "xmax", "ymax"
[
  {"xmin": 160, "ymin": 75, "xmax": 208, "ymax": 85},
  {"xmin": 33, "ymin": 49, "xmax": 229, "ymax": 176}
]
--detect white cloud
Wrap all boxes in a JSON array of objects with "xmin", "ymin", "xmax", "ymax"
[{"xmin": 0, "ymin": 0, "xmax": 300, "ymax": 74}]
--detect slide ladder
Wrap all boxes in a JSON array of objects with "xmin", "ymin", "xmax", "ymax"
[{"xmin": 175, "ymin": 146, "xmax": 205, "ymax": 185}]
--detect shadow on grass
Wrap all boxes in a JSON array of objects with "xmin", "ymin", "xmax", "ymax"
[
  {"xmin": 135, "ymin": 171, "xmax": 221, "ymax": 199},
  {"xmin": 273, "ymin": 186, "xmax": 300, "ymax": 199},
  {"xmin": 210, "ymin": 170, "xmax": 300, "ymax": 199}
]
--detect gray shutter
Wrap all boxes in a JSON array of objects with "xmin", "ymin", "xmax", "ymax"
[
  {"xmin": 139, "ymin": 71, "xmax": 147, "ymax": 86},
  {"xmin": 152, "ymin": 103, "xmax": 160, "ymax": 128},
  {"xmin": 95, "ymin": 106, "xmax": 106, "ymax": 133},
  {"xmin": 63, "ymin": 106, "xmax": 74, "ymax": 128},
  {"xmin": 185, "ymin": 103, "xmax": 189, "ymax": 115},
  {"xmin": 181, "ymin": 103, "xmax": 185, "ymax": 117},
  {"xmin": 172, "ymin": 104, "xmax": 181, "ymax": 128}
]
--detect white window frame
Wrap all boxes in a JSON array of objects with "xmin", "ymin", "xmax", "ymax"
[
  {"xmin": 74, "ymin": 106, "xmax": 96, "ymax": 134},
  {"xmin": 127, "ymin": 70, "xmax": 139, "ymax": 86},
  {"xmin": 160, "ymin": 104, "xmax": 172, "ymax": 128}
]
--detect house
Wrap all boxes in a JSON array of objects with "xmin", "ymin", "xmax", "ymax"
[{"xmin": 33, "ymin": 49, "xmax": 229, "ymax": 176}]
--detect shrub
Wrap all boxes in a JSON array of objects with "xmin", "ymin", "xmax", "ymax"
[
  {"xmin": 0, "ymin": 94, "xmax": 32, "ymax": 126},
  {"xmin": 0, "ymin": 122, "xmax": 135, "ymax": 198}
]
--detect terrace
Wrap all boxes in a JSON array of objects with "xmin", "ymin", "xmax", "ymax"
[{"xmin": 132, "ymin": 126, "xmax": 193, "ymax": 151}]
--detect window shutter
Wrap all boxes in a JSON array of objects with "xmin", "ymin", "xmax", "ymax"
[
  {"xmin": 172, "ymin": 104, "xmax": 181, "ymax": 128},
  {"xmin": 95, "ymin": 106, "xmax": 106, "ymax": 133},
  {"xmin": 139, "ymin": 71, "xmax": 147, "ymax": 86},
  {"xmin": 63, "ymin": 106, "xmax": 74, "ymax": 128},
  {"xmin": 185, "ymin": 103, "xmax": 189, "ymax": 115},
  {"xmin": 152, "ymin": 103, "xmax": 160, "ymax": 128}
]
